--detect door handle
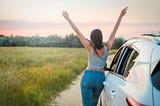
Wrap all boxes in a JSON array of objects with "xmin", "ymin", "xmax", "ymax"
[
  {"xmin": 111, "ymin": 90, "xmax": 116, "ymax": 99},
  {"xmin": 103, "ymin": 81, "xmax": 109, "ymax": 86},
  {"xmin": 103, "ymin": 81, "xmax": 106, "ymax": 85}
]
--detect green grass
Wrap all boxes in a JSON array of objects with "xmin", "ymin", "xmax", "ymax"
[
  {"xmin": 0, "ymin": 47, "xmax": 116, "ymax": 106},
  {"xmin": 0, "ymin": 47, "xmax": 87, "ymax": 106}
]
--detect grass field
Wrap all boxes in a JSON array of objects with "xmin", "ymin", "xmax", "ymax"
[{"xmin": 0, "ymin": 47, "xmax": 117, "ymax": 106}]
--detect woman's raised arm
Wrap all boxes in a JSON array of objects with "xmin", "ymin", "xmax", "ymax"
[
  {"xmin": 62, "ymin": 11, "xmax": 90, "ymax": 52},
  {"xmin": 106, "ymin": 7, "xmax": 128, "ymax": 50}
]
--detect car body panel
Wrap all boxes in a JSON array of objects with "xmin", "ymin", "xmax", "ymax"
[
  {"xmin": 150, "ymin": 46, "xmax": 160, "ymax": 73},
  {"xmin": 153, "ymin": 87, "xmax": 160, "ymax": 106},
  {"xmin": 104, "ymin": 73, "xmax": 127, "ymax": 106},
  {"xmin": 103, "ymin": 36, "xmax": 160, "ymax": 106}
]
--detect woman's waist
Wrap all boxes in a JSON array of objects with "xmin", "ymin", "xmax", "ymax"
[
  {"xmin": 88, "ymin": 61, "xmax": 106, "ymax": 70},
  {"xmin": 86, "ymin": 66, "xmax": 105, "ymax": 72}
]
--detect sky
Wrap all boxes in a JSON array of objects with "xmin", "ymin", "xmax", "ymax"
[{"xmin": 0, "ymin": 0, "xmax": 160, "ymax": 40}]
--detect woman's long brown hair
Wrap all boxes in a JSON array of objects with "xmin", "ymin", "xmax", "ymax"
[{"xmin": 90, "ymin": 29, "xmax": 104, "ymax": 58}]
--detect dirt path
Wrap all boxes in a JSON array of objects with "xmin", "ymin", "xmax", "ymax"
[
  {"xmin": 50, "ymin": 75, "xmax": 81, "ymax": 106},
  {"xmin": 50, "ymin": 55, "xmax": 115, "ymax": 106}
]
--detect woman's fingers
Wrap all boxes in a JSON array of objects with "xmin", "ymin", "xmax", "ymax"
[
  {"xmin": 62, "ymin": 11, "xmax": 69, "ymax": 20},
  {"xmin": 120, "ymin": 7, "xmax": 128, "ymax": 17}
]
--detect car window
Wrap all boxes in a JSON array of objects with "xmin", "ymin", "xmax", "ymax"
[
  {"xmin": 123, "ymin": 50, "xmax": 138, "ymax": 77},
  {"xmin": 151, "ymin": 61, "xmax": 160, "ymax": 90},
  {"xmin": 116, "ymin": 47, "xmax": 132, "ymax": 75},
  {"xmin": 110, "ymin": 47, "xmax": 123, "ymax": 72},
  {"xmin": 115, "ymin": 46, "xmax": 139, "ymax": 77}
]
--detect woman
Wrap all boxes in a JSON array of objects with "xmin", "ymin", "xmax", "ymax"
[{"xmin": 62, "ymin": 7, "xmax": 128, "ymax": 106}]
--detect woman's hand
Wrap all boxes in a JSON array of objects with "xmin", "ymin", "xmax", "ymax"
[
  {"xmin": 62, "ymin": 10, "xmax": 90, "ymax": 52},
  {"xmin": 62, "ymin": 11, "xmax": 69, "ymax": 20},
  {"xmin": 120, "ymin": 7, "xmax": 128, "ymax": 17}
]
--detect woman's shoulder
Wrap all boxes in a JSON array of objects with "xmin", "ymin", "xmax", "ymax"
[{"xmin": 102, "ymin": 42, "xmax": 109, "ymax": 50}]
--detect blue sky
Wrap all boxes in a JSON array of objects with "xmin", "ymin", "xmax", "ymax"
[{"xmin": 0, "ymin": 0, "xmax": 160, "ymax": 40}]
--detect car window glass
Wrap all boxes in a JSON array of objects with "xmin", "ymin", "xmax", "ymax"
[
  {"xmin": 116, "ymin": 47, "xmax": 132, "ymax": 75},
  {"xmin": 110, "ymin": 47, "xmax": 123, "ymax": 72},
  {"xmin": 115, "ymin": 47, "xmax": 138, "ymax": 77},
  {"xmin": 123, "ymin": 50, "xmax": 139, "ymax": 77},
  {"xmin": 152, "ymin": 61, "xmax": 160, "ymax": 90}
]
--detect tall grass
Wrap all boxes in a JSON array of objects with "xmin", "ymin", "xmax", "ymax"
[
  {"xmin": 0, "ymin": 47, "xmax": 87, "ymax": 106},
  {"xmin": 0, "ymin": 47, "xmax": 116, "ymax": 106}
]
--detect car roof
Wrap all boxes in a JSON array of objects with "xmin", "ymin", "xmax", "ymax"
[
  {"xmin": 126, "ymin": 35, "xmax": 160, "ymax": 74},
  {"xmin": 129, "ymin": 36, "xmax": 160, "ymax": 46}
]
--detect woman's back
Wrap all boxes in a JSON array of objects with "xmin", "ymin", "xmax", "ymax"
[
  {"xmin": 88, "ymin": 46, "xmax": 108, "ymax": 69},
  {"xmin": 93, "ymin": 47, "xmax": 105, "ymax": 57}
]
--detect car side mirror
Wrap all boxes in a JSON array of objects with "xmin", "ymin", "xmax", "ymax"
[
  {"xmin": 104, "ymin": 63, "xmax": 113, "ymax": 71},
  {"xmin": 104, "ymin": 67, "xmax": 113, "ymax": 71}
]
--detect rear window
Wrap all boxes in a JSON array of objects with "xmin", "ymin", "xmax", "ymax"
[
  {"xmin": 115, "ymin": 46, "xmax": 139, "ymax": 78},
  {"xmin": 151, "ymin": 61, "xmax": 160, "ymax": 90}
]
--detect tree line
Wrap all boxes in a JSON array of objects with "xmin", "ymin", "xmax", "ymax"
[
  {"xmin": 5, "ymin": 33, "xmax": 156, "ymax": 49},
  {"xmin": 0, "ymin": 34, "xmax": 83, "ymax": 48}
]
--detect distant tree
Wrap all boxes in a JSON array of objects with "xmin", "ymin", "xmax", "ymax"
[
  {"xmin": 0, "ymin": 34, "xmax": 5, "ymax": 37},
  {"xmin": 111, "ymin": 37, "xmax": 126, "ymax": 49},
  {"xmin": 142, "ymin": 34, "xmax": 157, "ymax": 37},
  {"xmin": 0, "ymin": 35, "xmax": 7, "ymax": 46},
  {"xmin": 46, "ymin": 35, "xmax": 64, "ymax": 47},
  {"xmin": 64, "ymin": 34, "xmax": 83, "ymax": 47}
]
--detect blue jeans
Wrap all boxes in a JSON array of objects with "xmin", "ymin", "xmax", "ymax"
[{"xmin": 80, "ymin": 70, "xmax": 105, "ymax": 106}]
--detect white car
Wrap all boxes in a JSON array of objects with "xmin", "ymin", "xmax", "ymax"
[{"xmin": 103, "ymin": 36, "xmax": 160, "ymax": 106}]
